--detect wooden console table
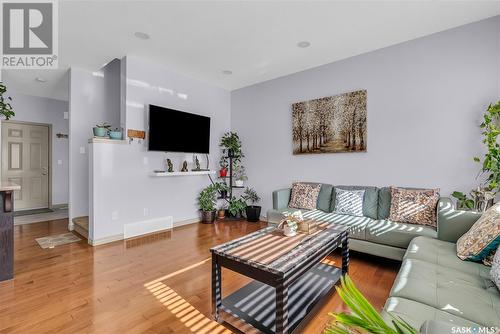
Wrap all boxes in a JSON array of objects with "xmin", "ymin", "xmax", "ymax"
[{"xmin": 0, "ymin": 182, "xmax": 21, "ymax": 282}]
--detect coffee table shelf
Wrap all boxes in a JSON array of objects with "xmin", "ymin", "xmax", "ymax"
[{"xmin": 220, "ymin": 263, "xmax": 341, "ymax": 334}]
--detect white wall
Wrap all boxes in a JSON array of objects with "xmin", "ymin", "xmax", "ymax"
[
  {"xmin": 89, "ymin": 56, "xmax": 230, "ymax": 242},
  {"xmin": 231, "ymin": 16, "xmax": 500, "ymax": 214},
  {"xmin": 3, "ymin": 91, "xmax": 69, "ymax": 206},
  {"xmin": 69, "ymin": 60, "xmax": 120, "ymax": 223}
]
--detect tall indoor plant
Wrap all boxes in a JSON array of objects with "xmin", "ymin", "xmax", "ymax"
[
  {"xmin": 0, "ymin": 82, "xmax": 15, "ymax": 120},
  {"xmin": 220, "ymin": 132, "xmax": 244, "ymax": 162}
]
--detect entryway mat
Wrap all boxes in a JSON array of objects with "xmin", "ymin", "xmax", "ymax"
[{"xmin": 36, "ymin": 233, "xmax": 81, "ymax": 249}]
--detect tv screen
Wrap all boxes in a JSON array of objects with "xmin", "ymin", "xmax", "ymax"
[{"xmin": 148, "ymin": 105, "xmax": 210, "ymax": 153}]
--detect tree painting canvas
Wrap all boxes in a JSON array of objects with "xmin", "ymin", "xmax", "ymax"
[{"xmin": 292, "ymin": 90, "xmax": 367, "ymax": 154}]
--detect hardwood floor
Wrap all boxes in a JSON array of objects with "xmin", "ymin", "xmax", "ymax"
[{"xmin": 0, "ymin": 218, "xmax": 400, "ymax": 334}]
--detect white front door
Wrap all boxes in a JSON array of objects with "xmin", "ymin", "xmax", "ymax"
[{"xmin": 1, "ymin": 122, "xmax": 49, "ymax": 211}]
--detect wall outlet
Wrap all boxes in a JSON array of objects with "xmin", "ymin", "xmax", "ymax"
[
  {"xmin": 143, "ymin": 208, "xmax": 149, "ymax": 217},
  {"xmin": 80, "ymin": 146, "xmax": 86, "ymax": 154},
  {"xmin": 57, "ymin": 159, "xmax": 63, "ymax": 165},
  {"xmin": 111, "ymin": 211, "xmax": 119, "ymax": 220}
]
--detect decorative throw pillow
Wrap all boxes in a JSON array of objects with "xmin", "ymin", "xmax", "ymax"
[
  {"xmin": 483, "ymin": 248, "xmax": 496, "ymax": 266},
  {"xmin": 456, "ymin": 202, "xmax": 500, "ymax": 262},
  {"xmin": 388, "ymin": 187, "xmax": 440, "ymax": 227},
  {"xmin": 490, "ymin": 245, "xmax": 500, "ymax": 290},
  {"xmin": 334, "ymin": 188, "xmax": 365, "ymax": 217},
  {"xmin": 288, "ymin": 183, "xmax": 321, "ymax": 210}
]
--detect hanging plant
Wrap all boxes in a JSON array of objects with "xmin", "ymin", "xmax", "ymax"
[
  {"xmin": 474, "ymin": 101, "xmax": 500, "ymax": 193},
  {"xmin": 0, "ymin": 82, "xmax": 15, "ymax": 120}
]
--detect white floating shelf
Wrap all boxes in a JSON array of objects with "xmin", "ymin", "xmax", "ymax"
[
  {"xmin": 150, "ymin": 170, "xmax": 216, "ymax": 177},
  {"xmin": 88, "ymin": 137, "xmax": 127, "ymax": 145}
]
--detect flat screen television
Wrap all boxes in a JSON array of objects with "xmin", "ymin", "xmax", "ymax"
[{"xmin": 148, "ymin": 105, "xmax": 210, "ymax": 153}]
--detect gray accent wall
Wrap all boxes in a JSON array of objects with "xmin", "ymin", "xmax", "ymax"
[{"xmin": 231, "ymin": 16, "xmax": 500, "ymax": 214}]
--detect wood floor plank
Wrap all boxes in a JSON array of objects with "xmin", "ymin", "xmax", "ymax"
[{"xmin": 0, "ymin": 218, "xmax": 399, "ymax": 333}]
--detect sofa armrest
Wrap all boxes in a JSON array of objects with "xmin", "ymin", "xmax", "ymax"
[
  {"xmin": 437, "ymin": 197, "xmax": 482, "ymax": 243},
  {"xmin": 272, "ymin": 188, "xmax": 291, "ymax": 210}
]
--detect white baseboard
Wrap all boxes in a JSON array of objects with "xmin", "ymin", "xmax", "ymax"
[
  {"xmin": 174, "ymin": 217, "xmax": 199, "ymax": 227},
  {"xmin": 124, "ymin": 216, "xmax": 173, "ymax": 239},
  {"xmin": 89, "ymin": 233, "xmax": 123, "ymax": 246}
]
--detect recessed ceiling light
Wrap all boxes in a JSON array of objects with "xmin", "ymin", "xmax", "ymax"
[
  {"xmin": 297, "ymin": 41, "xmax": 311, "ymax": 48},
  {"xmin": 134, "ymin": 31, "xmax": 150, "ymax": 40},
  {"xmin": 35, "ymin": 77, "xmax": 47, "ymax": 83},
  {"xmin": 222, "ymin": 70, "xmax": 232, "ymax": 75}
]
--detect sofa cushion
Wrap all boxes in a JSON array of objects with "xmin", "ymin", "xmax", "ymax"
[
  {"xmin": 388, "ymin": 187, "xmax": 439, "ymax": 227},
  {"xmin": 405, "ymin": 237, "xmax": 491, "ymax": 278},
  {"xmin": 331, "ymin": 185, "xmax": 379, "ymax": 219},
  {"xmin": 389, "ymin": 258, "xmax": 500, "ymax": 326},
  {"xmin": 317, "ymin": 183, "xmax": 334, "ymax": 212},
  {"xmin": 382, "ymin": 297, "xmax": 479, "ymax": 331},
  {"xmin": 289, "ymin": 182, "xmax": 321, "ymax": 210},
  {"xmin": 302, "ymin": 210, "xmax": 371, "ymax": 240},
  {"xmin": 456, "ymin": 202, "xmax": 500, "ymax": 262},
  {"xmin": 378, "ymin": 187, "xmax": 392, "ymax": 219},
  {"xmin": 333, "ymin": 188, "xmax": 364, "ymax": 217},
  {"xmin": 366, "ymin": 220, "xmax": 437, "ymax": 249}
]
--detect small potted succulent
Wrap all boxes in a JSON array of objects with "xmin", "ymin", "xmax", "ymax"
[
  {"xmin": 93, "ymin": 122, "xmax": 111, "ymax": 137},
  {"xmin": 108, "ymin": 127, "xmax": 122, "ymax": 140},
  {"xmin": 218, "ymin": 202, "xmax": 227, "ymax": 220},
  {"xmin": 198, "ymin": 185, "xmax": 217, "ymax": 223},
  {"xmin": 228, "ymin": 197, "xmax": 246, "ymax": 219},
  {"xmin": 242, "ymin": 187, "xmax": 261, "ymax": 222},
  {"xmin": 233, "ymin": 165, "xmax": 247, "ymax": 187}
]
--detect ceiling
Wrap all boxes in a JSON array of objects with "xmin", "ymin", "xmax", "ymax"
[{"xmin": 2, "ymin": 0, "xmax": 500, "ymax": 101}]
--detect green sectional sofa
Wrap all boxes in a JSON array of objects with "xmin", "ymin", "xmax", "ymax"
[
  {"xmin": 268, "ymin": 184, "xmax": 456, "ymax": 260},
  {"xmin": 268, "ymin": 183, "xmax": 499, "ymax": 331}
]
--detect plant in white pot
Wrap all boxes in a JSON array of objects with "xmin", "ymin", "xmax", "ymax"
[
  {"xmin": 278, "ymin": 211, "xmax": 303, "ymax": 237},
  {"xmin": 233, "ymin": 165, "xmax": 247, "ymax": 187}
]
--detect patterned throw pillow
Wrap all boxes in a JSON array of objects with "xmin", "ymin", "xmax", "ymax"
[
  {"xmin": 388, "ymin": 187, "xmax": 440, "ymax": 227},
  {"xmin": 483, "ymin": 248, "xmax": 496, "ymax": 266},
  {"xmin": 491, "ymin": 245, "xmax": 500, "ymax": 290},
  {"xmin": 288, "ymin": 183, "xmax": 321, "ymax": 210},
  {"xmin": 456, "ymin": 202, "xmax": 500, "ymax": 262},
  {"xmin": 334, "ymin": 188, "xmax": 365, "ymax": 217}
]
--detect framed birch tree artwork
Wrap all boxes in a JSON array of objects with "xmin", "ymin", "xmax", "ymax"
[{"xmin": 292, "ymin": 90, "xmax": 367, "ymax": 154}]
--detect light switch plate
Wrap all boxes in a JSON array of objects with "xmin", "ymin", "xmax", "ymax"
[
  {"xmin": 63, "ymin": 111, "xmax": 69, "ymax": 119},
  {"xmin": 57, "ymin": 159, "xmax": 63, "ymax": 165},
  {"xmin": 143, "ymin": 157, "xmax": 149, "ymax": 165},
  {"xmin": 80, "ymin": 147, "xmax": 85, "ymax": 154}
]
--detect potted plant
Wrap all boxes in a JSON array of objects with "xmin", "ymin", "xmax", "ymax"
[
  {"xmin": 278, "ymin": 211, "xmax": 302, "ymax": 237},
  {"xmin": 217, "ymin": 203, "xmax": 227, "ymax": 220},
  {"xmin": 219, "ymin": 156, "xmax": 228, "ymax": 178},
  {"xmin": 242, "ymin": 187, "xmax": 261, "ymax": 222},
  {"xmin": 220, "ymin": 132, "xmax": 244, "ymax": 163},
  {"xmin": 326, "ymin": 275, "xmax": 418, "ymax": 334},
  {"xmin": 451, "ymin": 191, "xmax": 475, "ymax": 210},
  {"xmin": 214, "ymin": 182, "xmax": 229, "ymax": 199},
  {"xmin": 228, "ymin": 197, "xmax": 246, "ymax": 219},
  {"xmin": 198, "ymin": 185, "xmax": 217, "ymax": 223},
  {"xmin": 233, "ymin": 165, "xmax": 247, "ymax": 187},
  {"xmin": 93, "ymin": 122, "xmax": 111, "ymax": 137},
  {"xmin": 108, "ymin": 127, "xmax": 122, "ymax": 140},
  {"xmin": 0, "ymin": 82, "xmax": 15, "ymax": 120}
]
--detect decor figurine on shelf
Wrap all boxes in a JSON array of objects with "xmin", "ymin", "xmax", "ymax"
[
  {"xmin": 166, "ymin": 159, "xmax": 174, "ymax": 172},
  {"xmin": 181, "ymin": 161, "xmax": 188, "ymax": 172},
  {"xmin": 192, "ymin": 156, "xmax": 201, "ymax": 171}
]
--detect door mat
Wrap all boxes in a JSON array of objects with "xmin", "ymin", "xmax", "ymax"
[{"xmin": 36, "ymin": 233, "xmax": 81, "ymax": 249}]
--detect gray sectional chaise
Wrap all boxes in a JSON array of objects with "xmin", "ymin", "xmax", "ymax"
[{"xmin": 267, "ymin": 184, "xmax": 499, "ymax": 331}]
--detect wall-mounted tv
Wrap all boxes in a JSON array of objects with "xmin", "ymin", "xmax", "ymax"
[{"xmin": 148, "ymin": 105, "xmax": 210, "ymax": 153}]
